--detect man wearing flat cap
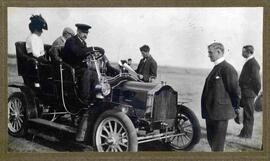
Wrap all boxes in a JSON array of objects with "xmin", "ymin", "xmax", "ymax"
[
  {"xmin": 49, "ymin": 27, "xmax": 75, "ymax": 62},
  {"xmin": 63, "ymin": 23, "xmax": 117, "ymax": 102}
]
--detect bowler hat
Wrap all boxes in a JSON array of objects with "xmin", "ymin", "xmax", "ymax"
[{"xmin": 75, "ymin": 23, "xmax": 91, "ymax": 33}]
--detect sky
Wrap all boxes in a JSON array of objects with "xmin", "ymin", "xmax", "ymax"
[{"xmin": 8, "ymin": 7, "xmax": 263, "ymax": 70}]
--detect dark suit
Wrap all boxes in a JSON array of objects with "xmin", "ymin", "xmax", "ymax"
[
  {"xmin": 63, "ymin": 35, "xmax": 98, "ymax": 101},
  {"xmin": 239, "ymin": 57, "xmax": 261, "ymax": 138},
  {"xmin": 201, "ymin": 60, "xmax": 240, "ymax": 151},
  {"xmin": 63, "ymin": 35, "xmax": 90, "ymax": 68},
  {"xmin": 136, "ymin": 55, "xmax": 157, "ymax": 82}
]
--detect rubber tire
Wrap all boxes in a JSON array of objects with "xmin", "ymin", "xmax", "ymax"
[
  {"xmin": 170, "ymin": 105, "xmax": 201, "ymax": 151},
  {"xmin": 8, "ymin": 92, "xmax": 28, "ymax": 137},
  {"xmin": 92, "ymin": 109, "xmax": 138, "ymax": 152}
]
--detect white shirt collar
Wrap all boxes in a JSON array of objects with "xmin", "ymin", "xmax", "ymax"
[
  {"xmin": 246, "ymin": 55, "xmax": 254, "ymax": 62},
  {"xmin": 214, "ymin": 57, "xmax": 225, "ymax": 65}
]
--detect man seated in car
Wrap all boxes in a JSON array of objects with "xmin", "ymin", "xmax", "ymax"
[
  {"xmin": 49, "ymin": 27, "xmax": 75, "ymax": 63},
  {"xmin": 62, "ymin": 23, "xmax": 118, "ymax": 102}
]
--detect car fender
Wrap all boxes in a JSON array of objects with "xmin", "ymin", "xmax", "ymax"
[{"xmin": 83, "ymin": 103, "xmax": 131, "ymax": 144}]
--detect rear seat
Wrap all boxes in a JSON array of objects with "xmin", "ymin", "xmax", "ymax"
[{"xmin": 15, "ymin": 41, "xmax": 39, "ymax": 87}]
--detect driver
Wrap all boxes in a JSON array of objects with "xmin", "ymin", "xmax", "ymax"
[{"xmin": 62, "ymin": 23, "xmax": 105, "ymax": 102}]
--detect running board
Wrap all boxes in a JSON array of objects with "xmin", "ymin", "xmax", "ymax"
[
  {"xmin": 28, "ymin": 118, "xmax": 77, "ymax": 134},
  {"xmin": 28, "ymin": 129, "xmax": 94, "ymax": 151}
]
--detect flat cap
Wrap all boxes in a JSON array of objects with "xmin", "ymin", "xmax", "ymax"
[
  {"xmin": 63, "ymin": 27, "xmax": 75, "ymax": 36},
  {"xmin": 75, "ymin": 23, "xmax": 91, "ymax": 33}
]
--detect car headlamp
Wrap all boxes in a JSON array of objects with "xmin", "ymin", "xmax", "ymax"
[
  {"xmin": 95, "ymin": 82, "xmax": 111, "ymax": 96},
  {"xmin": 101, "ymin": 82, "xmax": 111, "ymax": 96}
]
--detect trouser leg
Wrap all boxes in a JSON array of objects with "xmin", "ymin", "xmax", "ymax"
[
  {"xmin": 88, "ymin": 70, "xmax": 98, "ymax": 100},
  {"xmin": 241, "ymin": 97, "xmax": 255, "ymax": 138},
  {"xmin": 206, "ymin": 119, "xmax": 214, "ymax": 149},
  {"xmin": 206, "ymin": 119, "xmax": 228, "ymax": 152},
  {"xmin": 79, "ymin": 68, "xmax": 91, "ymax": 100}
]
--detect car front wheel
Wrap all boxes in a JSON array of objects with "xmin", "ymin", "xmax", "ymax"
[
  {"xmin": 168, "ymin": 105, "xmax": 201, "ymax": 150},
  {"xmin": 93, "ymin": 109, "xmax": 138, "ymax": 152}
]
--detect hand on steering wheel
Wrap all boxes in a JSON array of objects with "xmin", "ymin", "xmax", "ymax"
[
  {"xmin": 87, "ymin": 46, "xmax": 105, "ymax": 60},
  {"xmin": 90, "ymin": 47, "xmax": 105, "ymax": 60}
]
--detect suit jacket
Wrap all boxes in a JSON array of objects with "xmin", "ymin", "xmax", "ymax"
[
  {"xmin": 62, "ymin": 35, "xmax": 90, "ymax": 68},
  {"xmin": 239, "ymin": 57, "xmax": 261, "ymax": 98},
  {"xmin": 48, "ymin": 36, "xmax": 66, "ymax": 62},
  {"xmin": 52, "ymin": 36, "xmax": 66, "ymax": 48},
  {"xmin": 201, "ymin": 60, "xmax": 241, "ymax": 120},
  {"xmin": 136, "ymin": 55, "xmax": 157, "ymax": 82}
]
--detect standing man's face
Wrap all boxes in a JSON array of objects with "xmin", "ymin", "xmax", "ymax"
[
  {"xmin": 77, "ymin": 30, "xmax": 88, "ymax": 40},
  {"xmin": 140, "ymin": 51, "xmax": 148, "ymax": 58},
  {"xmin": 208, "ymin": 47, "xmax": 222, "ymax": 62},
  {"xmin": 242, "ymin": 48, "xmax": 249, "ymax": 58}
]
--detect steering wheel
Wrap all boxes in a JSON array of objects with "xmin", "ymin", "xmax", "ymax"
[{"xmin": 87, "ymin": 47, "xmax": 105, "ymax": 61}]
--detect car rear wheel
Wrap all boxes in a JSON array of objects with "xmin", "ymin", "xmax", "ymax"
[
  {"xmin": 168, "ymin": 105, "xmax": 201, "ymax": 150},
  {"xmin": 93, "ymin": 109, "xmax": 138, "ymax": 152},
  {"xmin": 8, "ymin": 92, "xmax": 27, "ymax": 137}
]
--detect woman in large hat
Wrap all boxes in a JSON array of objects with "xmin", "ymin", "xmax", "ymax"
[{"xmin": 25, "ymin": 14, "xmax": 48, "ymax": 60}]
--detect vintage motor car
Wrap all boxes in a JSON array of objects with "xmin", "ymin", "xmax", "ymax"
[{"xmin": 8, "ymin": 41, "xmax": 201, "ymax": 152}]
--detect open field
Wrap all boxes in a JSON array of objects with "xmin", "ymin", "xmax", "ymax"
[{"xmin": 7, "ymin": 55, "xmax": 262, "ymax": 152}]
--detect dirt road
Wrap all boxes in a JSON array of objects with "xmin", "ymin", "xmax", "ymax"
[{"xmin": 8, "ymin": 112, "xmax": 262, "ymax": 152}]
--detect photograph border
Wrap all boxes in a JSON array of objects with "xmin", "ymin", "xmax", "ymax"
[{"xmin": 1, "ymin": 0, "xmax": 269, "ymax": 160}]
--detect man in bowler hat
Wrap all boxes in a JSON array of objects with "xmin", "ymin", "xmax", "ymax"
[
  {"xmin": 201, "ymin": 42, "xmax": 241, "ymax": 151},
  {"xmin": 238, "ymin": 45, "xmax": 261, "ymax": 138},
  {"xmin": 63, "ymin": 23, "xmax": 104, "ymax": 102}
]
